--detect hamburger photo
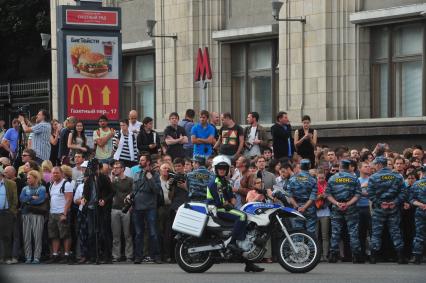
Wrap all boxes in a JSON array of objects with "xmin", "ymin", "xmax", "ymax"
[{"xmin": 77, "ymin": 52, "xmax": 109, "ymax": 78}]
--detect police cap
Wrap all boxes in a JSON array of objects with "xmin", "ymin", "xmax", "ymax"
[{"xmin": 372, "ymin": 156, "xmax": 387, "ymax": 165}]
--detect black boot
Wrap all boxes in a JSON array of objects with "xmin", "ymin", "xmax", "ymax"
[
  {"xmin": 227, "ymin": 241, "xmax": 243, "ymax": 254},
  {"xmin": 245, "ymin": 262, "xmax": 265, "ymax": 272},
  {"xmin": 397, "ymin": 251, "xmax": 408, "ymax": 264},
  {"xmin": 328, "ymin": 252, "xmax": 338, "ymax": 263},
  {"xmin": 352, "ymin": 254, "xmax": 365, "ymax": 264},
  {"xmin": 369, "ymin": 251, "xmax": 377, "ymax": 264},
  {"xmin": 413, "ymin": 254, "xmax": 422, "ymax": 265}
]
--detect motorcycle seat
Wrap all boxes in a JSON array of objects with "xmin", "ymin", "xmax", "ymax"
[{"xmin": 210, "ymin": 216, "xmax": 235, "ymax": 228}]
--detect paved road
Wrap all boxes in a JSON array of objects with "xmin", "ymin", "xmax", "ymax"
[{"xmin": 1, "ymin": 262, "xmax": 424, "ymax": 283}]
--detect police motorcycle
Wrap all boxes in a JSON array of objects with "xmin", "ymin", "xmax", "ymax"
[{"xmin": 172, "ymin": 156, "xmax": 320, "ymax": 273}]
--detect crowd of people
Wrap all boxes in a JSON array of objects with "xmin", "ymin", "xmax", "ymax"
[{"xmin": 0, "ymin": 108, "xmax": 425, "ymax": 266}]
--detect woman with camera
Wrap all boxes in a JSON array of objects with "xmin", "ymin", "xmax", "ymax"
[{"xmin": 19, "ymin": 170, "xmax": 47, "ymax": 264}]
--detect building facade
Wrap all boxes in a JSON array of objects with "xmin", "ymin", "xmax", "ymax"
[{"xmin": 50, "ymin": 0, "xmax": 426, "ymax": 150}]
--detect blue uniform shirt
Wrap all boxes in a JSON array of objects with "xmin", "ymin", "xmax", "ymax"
[
  {"xmin": 187, "ymin": 166, "xmax": 214, "ymax": 200},
  {"xmin": 287, "ymin": 171, "xmax": 317, "ymax": 204},
  {"xmin": 326, "ymin": 171, "xmax": 361, "ymax": 202},
  {"xmin": 367, "ymin": 167, "xmax": 405, "ymax": 207},
  {"xmin": 409, "ymin": 177, "xmax": 426, "ymax": 206}
]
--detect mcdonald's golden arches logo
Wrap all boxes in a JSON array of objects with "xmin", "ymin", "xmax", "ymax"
[{"xmin": 70, "ymin": 84, "xmax": 93, "ymax": 105}]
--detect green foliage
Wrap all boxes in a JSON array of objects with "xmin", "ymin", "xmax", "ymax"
[{"xmin": 0, "ymin": 0, "xmax": 50, "ymax": 80}]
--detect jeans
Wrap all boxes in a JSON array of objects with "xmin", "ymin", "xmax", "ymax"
[
  {"xmin": 358, "ymin": 206, "xmax": 371, "ymax": 256},
  {"xmin": 133, "ymin": 209, "xmax": 160, "ymax": 260}
]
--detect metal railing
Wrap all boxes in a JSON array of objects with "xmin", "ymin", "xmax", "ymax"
[{"xmin": 0, "ymin": 79, "xmax": 51, "ymax": 124}]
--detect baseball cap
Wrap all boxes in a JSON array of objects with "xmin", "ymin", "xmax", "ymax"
[{"xmin": 340, "ymin": 159, "xmax": 351, "ymax": 166}]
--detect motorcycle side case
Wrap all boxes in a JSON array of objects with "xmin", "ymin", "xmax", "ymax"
[{"xmin": 172, "ymin": 205, "xmax": 208, "ymax": 237}]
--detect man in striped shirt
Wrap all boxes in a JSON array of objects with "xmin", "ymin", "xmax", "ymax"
[
  {"xmin": 18, "ymin": 109, "xmax": 51, "ymax": 165},
  {"xmin": 112, "ymin": 119, "xmax": 138, "ymax": 168}
]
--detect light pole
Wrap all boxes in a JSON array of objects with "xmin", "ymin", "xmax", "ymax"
[
  {"xmin": 272, "ymin": 0, "xmax": 306, "ymax": 23},
  {"xmin": 40, "ymin": 33, "xmax": 57, "ymax": 51},
  {"xmin": 146, "ymin": 20, "xmax": 178, "ymax": 113}
]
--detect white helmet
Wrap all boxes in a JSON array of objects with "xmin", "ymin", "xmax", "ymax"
[{"xmin": 212, "ymin": 155, "xmax": 231, "ymax": 175}]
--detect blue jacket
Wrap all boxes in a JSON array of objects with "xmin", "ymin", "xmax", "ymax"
[{"xmin": 19, "ymin": 185, "xmax": 47, "ymax": 214}]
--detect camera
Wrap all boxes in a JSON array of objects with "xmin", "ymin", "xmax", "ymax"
[
  {"xmin": 122, "ymin": 192, "xmax": 135, "ymax": 214},
  {"xmin": 168, "ymin": 171, "xmax": 186, "ymax": 187},
  {"xmin": 7, "ymin": 104, "xmax": 30, "ymax": 118}
]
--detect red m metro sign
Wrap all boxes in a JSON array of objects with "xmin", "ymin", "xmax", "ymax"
[{"xmin": 194, "ymin": 47, "xmax": 212, "ymax": 82}]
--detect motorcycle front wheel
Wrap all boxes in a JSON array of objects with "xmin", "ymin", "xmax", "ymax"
[
  {"xmin": 277, "ymin": 230, "xmax": 320, "ymax": 273},
  {"xmin": 175, "ymin": 238, "xmax": 214, "ymax": 273}
]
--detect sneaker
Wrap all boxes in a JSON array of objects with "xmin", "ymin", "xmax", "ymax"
[
  {"xmin": 142, "ymin": 256, "xmax": 154, "ymax": 264},
  {"xmin": 126, "ymin": 258, "xmax": 133, "ymax": 263},
  {"xmin": 32, "ymin": 258, "xmax": 40, "ymax": 264},
  {"xmin": 10, "ymin": 258, "xmax": 19, "ymax": 264},
  {"xmin": 134, "ymin": 258, "xmax": 142, "ymax": 264},
  {"xmin": 46, "ymin": 255, "xmax": 60, "ymax": 264},
  {"xmin": 154, "ymin": 258, "xmax": 162, "ymax": 264},
  {"xmin": 25, "ymin": 259, "xmax": 32, "ymax": 264}
]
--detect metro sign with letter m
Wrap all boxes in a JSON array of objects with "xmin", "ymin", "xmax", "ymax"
[{"xmin": 194, "ymin": 47, "xmax": 212, "ymax": 85}]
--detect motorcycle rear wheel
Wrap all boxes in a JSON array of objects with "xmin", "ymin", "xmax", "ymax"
[
  {"xmin": 175, "ymin": 239, "xmax": 214, "ymax": 273},
  {"xmin": 277, "ymin": 230, "xmax": 320, "ymax": 273}
]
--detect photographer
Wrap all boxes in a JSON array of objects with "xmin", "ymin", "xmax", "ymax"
[
  {"xmin": 81, "ymin": 159, "xmax": 114, "ymax": 264},
  {"xmin": 18, "ymin": 109, "xmax": 51, "ymax": 165},
  {"xmin": 110, "ymin": 161, "xmax": 133, "ymax": 262},
  {"xmin": 129, "ymin": 154, "xmax": 162, "ymax": 264}
]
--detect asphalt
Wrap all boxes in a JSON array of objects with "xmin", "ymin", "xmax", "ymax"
[{"xmin": 1, "ymin": 262, "xmax": 424, "ymax": 283}]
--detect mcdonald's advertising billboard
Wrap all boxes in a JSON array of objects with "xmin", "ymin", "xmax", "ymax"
[
  {"xmin": 57, "ymin": 5, "xmax": 121, "ymax": 123},
  {"xmin": 66, "ymin": 35, "xmax": 119, "ymax": 120}
]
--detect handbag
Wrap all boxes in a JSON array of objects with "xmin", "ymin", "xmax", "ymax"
[{"xmin": 26, "ymin": 199, "xmax": 49, "ymax": 215}]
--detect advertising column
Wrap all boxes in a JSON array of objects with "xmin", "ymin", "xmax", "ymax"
[{"xmin": 57, "ymin": 5, "xmax": 121, "ymax": 122}]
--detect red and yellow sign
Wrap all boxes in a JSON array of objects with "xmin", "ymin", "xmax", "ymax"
[
  {"xmin": 67, "ymin": 78, "xmax": 118, "ymax": 120},
  {"xmin": 66, "ymin": 9, "xmax": 119, "ymax": 27}
]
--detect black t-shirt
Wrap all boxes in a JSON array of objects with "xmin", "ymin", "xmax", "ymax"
[
  {"xmin": 218, "ymin": 124, "xmax": 244, "ymax": 156},
  {"xmin": 164, "ymin": 125, "xmax": 187, "ymax": 159}
]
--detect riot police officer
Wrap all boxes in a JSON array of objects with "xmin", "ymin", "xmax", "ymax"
[
  {"xmin": 287, "ymin": 159, "xmax": 317, "ymax": 234},
  {"xmin": 187, "ymin": 156, "xmax": 213, "ymax": 201},
  {"xmin": 368, "ymin": 156, "xmax": 407, "ymax": 264},
  {"xmin": 207, "ymin": 155, "xmax": 264, "ymax": 273},
  {"xmin": 325, "ymin": 159, "xmax": 363, "ymax": 263},
  {"xmin": 410, "ymin": 165, "xmax": 426, "ymax": 264}
]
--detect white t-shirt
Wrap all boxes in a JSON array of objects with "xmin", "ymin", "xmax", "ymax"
[
  {"xmin": 160, "ymin": 179, "xmax": 171, "ymax": 205},
  {"xmin": 49, "ymin": 179, "xmax": 73, "ymax": 214},
  {"xmin": 246, "ymin": 126, "xmax": 260, "ymax": 157},
  {"xmin": 128, "ymin": 121, "xmax": 142, "ymax": 134},
  {"xmin": 74, "ymin": 183, "xmax": 84, "ymax": 211}
]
